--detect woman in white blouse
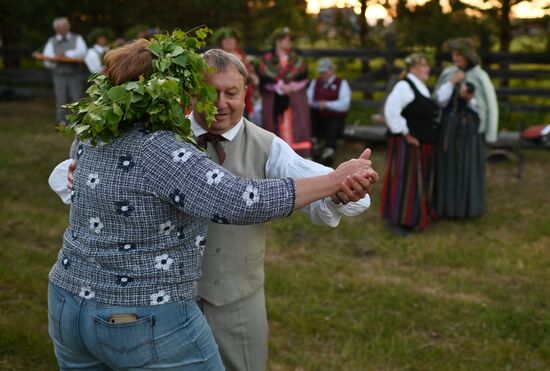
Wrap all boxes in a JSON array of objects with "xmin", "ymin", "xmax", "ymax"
[{"xmin": 380, "ymin": 53, "xmax": 440, "ymax": 235}]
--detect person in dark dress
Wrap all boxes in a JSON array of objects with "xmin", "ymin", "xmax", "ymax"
[
  {"xmin": 380, "ymin": 53, "xmax": 440, "ymax": 235},
  {"xmin": 434, "ymin": 37, "xmax": 498, "ymax": 219}
]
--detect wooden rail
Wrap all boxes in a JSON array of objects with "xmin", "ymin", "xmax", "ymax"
[{"xmin": 1, "ymin": 43, "xmax": 550, "ymax": 113}]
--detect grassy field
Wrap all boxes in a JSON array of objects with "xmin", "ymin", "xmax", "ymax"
[{"xmin": 0, "ymin": 99, "xmax": 549, "ymax": 370}]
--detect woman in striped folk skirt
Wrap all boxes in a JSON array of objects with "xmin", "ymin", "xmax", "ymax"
[{"xmin": 380, "ymin": 53, "xmax": 440, "ymax": 235}]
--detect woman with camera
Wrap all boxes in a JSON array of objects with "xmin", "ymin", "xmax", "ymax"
[{"xmin": 434, "ymin": 37, "xmax": 498, "ymax": 219}]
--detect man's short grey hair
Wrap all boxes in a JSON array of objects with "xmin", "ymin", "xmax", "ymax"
[
  {"xmin": 202, "ymin": 49, "xmax": 248, "ymax": 83},
  {"xmin": 53, "ymin": 17, "xmax": 70, "ymax": 29}
]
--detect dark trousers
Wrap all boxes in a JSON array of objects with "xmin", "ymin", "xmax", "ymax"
[{"xmin": 310, "ymin": 109, "xmax": 345, "ymax": 151}]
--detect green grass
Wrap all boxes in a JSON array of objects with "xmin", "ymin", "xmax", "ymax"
[{"xmin": 1, "ymin": 100, "xmax": 549, "ymax": 370}]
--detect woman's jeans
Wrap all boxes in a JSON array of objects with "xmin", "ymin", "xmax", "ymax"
[{"xmin": 48, "ymin": 282, "xmax": 224, "ymax": 370}]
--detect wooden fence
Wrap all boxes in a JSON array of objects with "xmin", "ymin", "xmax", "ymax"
[
  {"xmin": 2, "ymin": 40, "xmax": 550, "ymax": 111},
  {"xmin": 2, "ymin": 39, "xmax": 550, "ymax": 123},
  {"xmin": 1, "ymin": 40, "xmax": 548, "ymax": 177}
]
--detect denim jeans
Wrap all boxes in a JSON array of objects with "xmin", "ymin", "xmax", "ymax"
[{"xmin": 48, "ymin": 282, "xmax": 224, "ymax": 370}]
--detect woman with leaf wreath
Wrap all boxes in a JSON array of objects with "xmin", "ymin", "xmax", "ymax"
[
  {"xmin": 434, "ymin": 37, "xmax": 498, "ymax": 219},
  {"xmin": 258, "ymin": 27, "xmax": 312, "ymax": 157},
  {"xmin": 47, "ymin": 30, "xmax": 377, "ymax": 369}
]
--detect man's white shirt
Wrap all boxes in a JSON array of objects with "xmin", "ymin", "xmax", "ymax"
[
  {"xmin": 43, "ymin": 32, "xmax": 87, "ymax": 69},
  {"xmin": 84, "ymin": 44, "xmax": 108, "ymax": 73},
  {"xmin": 190, "ymin": 114, "xmax": 370, "ymax": 226},
  {"xmin": 306, "ymin": 75, "xmax": 351, "ymax": 112},
  {"xmin": 49, "ymin": 114, "xmax": 371, "ymax": 227}
]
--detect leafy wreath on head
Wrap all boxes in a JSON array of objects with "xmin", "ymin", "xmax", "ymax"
[{"xmin": 62, "ymin": 27, "xmax": 217, "ymax": 146}]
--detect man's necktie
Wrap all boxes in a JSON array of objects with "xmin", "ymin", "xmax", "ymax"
[{"xmin": 197, "ymin": 133, "xmax": 227, "ymax": 164}]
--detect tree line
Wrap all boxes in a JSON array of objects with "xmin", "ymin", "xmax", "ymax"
[{"xmin": 1, "ymin": 0, "xmax": 548, "ymax": 68}]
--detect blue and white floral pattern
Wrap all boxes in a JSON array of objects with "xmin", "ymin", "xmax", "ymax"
[
  {"xmin": 158, "ymin": 220, "xmax": 175, "ymax": 236},
  {"xmin": 89, "ymin": 217, "xmax": 104, "ymax": 234},
  {"xmin": 171, "ymin": 148, "xmax": 192, "ymax": 163},
  {"xmin": 154, "ymin": 254, "xmax": 174, "ymax": 271},
  {"xmin": 117, "ymin": 155, "xmax": 135, "ymax": 172},
  {"xmin": 87, "ymin": 173, "xmax": 100, "ymax": 189},
  {"xmin": 150, "ymin": 290, "xmax": 170, "ymax": 305},
  {"xmin": 62, "ymin": 257, "xmax": 70, "ymax": 269},
  {"xmin": 169, "ymin": 189, "xmax": 185, "ymax": 207},
  {"xmin": 118, "ymin": 243, "xmax": 136, "ymax": 252},
  {"xmin": 195, "ymin": 235, "xmax": 206, "ymax": 255},
  {"xmin": 114, "ymin": 200, "xmax": 135, "ymax": 217},
  {"xmin": 242, "ymin": 185, "xmax": 259, "ymax": 206},
  {"xmin": 206, "ymin": 169, "xmax": 224, "ymax": 185},
  {"xmin": 116, "ymin": 275, "xmax": 133, "ymax": 286},
  {"xmin": 79, "ymin": 286, "xmax": 95, "ymax": 299}
]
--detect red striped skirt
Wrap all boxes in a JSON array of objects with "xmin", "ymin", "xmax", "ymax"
[{"xmin": 380, "ymin": 136, "xmax": 437, "ymax": 230}]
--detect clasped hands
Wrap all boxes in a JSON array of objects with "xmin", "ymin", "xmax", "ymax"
[{"xmin": 329, "ymin": 148, "xmax": 379, "ymax": 205}]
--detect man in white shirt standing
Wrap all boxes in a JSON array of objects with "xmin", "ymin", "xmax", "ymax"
[
  {"xmin": 42, "ymin": 17, "xmax": 87, "ymax": 125},
  {"xmin": 193, "ymin": 49, "xmax": 374, "ymax": 371},
  {"xmin": 84, "ymin": 28, "xmax": 111, "ymax": 74},
  {"xmin": 307, "ymin": 58, "xmax": 351, "ymax": 166}
]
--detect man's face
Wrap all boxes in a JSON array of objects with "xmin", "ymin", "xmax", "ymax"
[
  {"xmin": 195, "ymin": 65, "xmax": 246, "ymax": 134},
  {"xmin": 97, "ymin": 35, "xmax": 108, "ymax": 47},
  {"xmin": 55, "ymin": 24, "xmax": 69, "ymax": 36},
  {"xmin": 318, "ymin": 69, "xmax": 333, "ymax": 82}
]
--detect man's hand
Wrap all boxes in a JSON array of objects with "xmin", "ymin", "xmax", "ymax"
[
  {"xmin": 67, "ymin": 160, "xmax": 77, "ymax": 190},
  {"xmin": 330, "ymin": 148, "xmax": 379, "ymax": 204}
]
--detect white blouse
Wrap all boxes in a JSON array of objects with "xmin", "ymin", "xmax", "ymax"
[{"xmin": 383, "ymin": 73, "xmax": 431, "ymax": 135}]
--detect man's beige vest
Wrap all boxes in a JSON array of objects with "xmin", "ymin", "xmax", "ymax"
[{"xmin": 198, "ymin": 119, "xmax": 276, "ymax": 306}]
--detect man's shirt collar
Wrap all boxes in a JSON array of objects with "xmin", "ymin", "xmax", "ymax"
[
  {"xmin": 189, "ymin": 112, "xmax": 244, "ymax": 142},
  {"xmin": 55, "ymin": 32, "xmax": 73, "ymax": 41}
]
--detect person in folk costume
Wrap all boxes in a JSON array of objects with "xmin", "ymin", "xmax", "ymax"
[
  {"xmin": 380, "ymin": 53, "xmax": 440, "ymax": 236},
  {"xmin": 42, "ymin": 17, "xmax": 87, "ymax": 125},
  {"xmin": 434, "ymin": 37, "xmax": 498, "ymax": 219},
  {"xmin": 307, "ymin": 57, "xmax": 352, "ymax": 166},
  {"xmin": 211, "ymin": 27, "xmax": 259, "ymax": 120},
  {"xmin": 258, "ymin": 27, "xmax": 312, "ymax": 157},
  {"xmin": 84, "ymin": 28, "xmax": 113, "ymax": 74}
]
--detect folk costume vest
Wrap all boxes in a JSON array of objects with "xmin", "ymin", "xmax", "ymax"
[
  {"xmin": 198, "ymin": 120, "xmax": 276, "ymax": 306},
  {"xmin": 49, "ymin": 34, "xmax": 84, "ymax": 75},
  {"xmin": 312, "ymin": 77, "xmax": 348, "ymax": 119},
  {"xmin": 401, "ymin": 78, "xmax": 440, "ymax": 144}
]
